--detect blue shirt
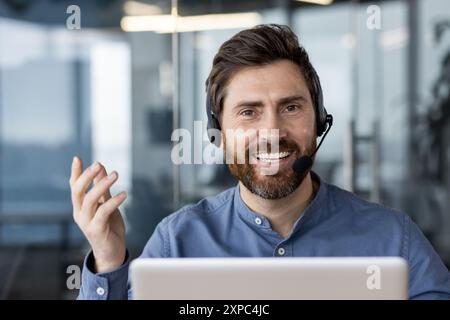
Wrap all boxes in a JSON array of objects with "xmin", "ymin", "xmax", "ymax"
[{"xmin": 78, "ymin": 173, "xmax": 450, "ymax": 300}]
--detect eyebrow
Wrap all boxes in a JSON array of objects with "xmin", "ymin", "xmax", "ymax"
[{"xmin": 233, "ymin": 95, "xmax": 309, "ymax": 110}]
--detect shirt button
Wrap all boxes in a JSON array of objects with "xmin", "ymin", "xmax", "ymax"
[
  {"xmin": 255, "ymin": 217, "xmax": 262, "ymax": 225},
  {"xmin": 277, "ymin": 247, "xmax": 286, "ymax": 256},
  {"xmin": 96, "ymin": 287, "xmax": 105, "ymax": 296}
]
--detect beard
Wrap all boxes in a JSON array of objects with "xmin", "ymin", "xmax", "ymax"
[{"xmin": 224, "ymin": 134, "xmax": 316, "ymax": 200}]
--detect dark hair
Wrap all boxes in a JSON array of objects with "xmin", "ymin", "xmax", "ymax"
[{"xmin": 206, "ymin": 24, "xmax": 318, "ymax": 118}]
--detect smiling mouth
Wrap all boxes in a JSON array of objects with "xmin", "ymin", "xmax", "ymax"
[{"xmin": 253, "ymin": 151, "xmax": 293, "ymax": 163}]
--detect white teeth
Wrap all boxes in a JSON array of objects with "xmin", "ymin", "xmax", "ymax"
[{"xmin": 255, "ymin": 151, "xmax": 291, "ymax": 160}]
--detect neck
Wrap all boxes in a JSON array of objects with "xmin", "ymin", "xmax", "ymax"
[{"xmin": 239, "ymin": 172, "xmax": 318, "ymax": 238}]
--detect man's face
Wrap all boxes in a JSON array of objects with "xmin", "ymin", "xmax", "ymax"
[{"xmin": 220, "ymin": 59, "xmax": 317, "ymax": 199}]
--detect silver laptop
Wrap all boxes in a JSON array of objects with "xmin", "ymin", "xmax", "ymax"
[{"xmin": 130, "ymin": 257, "xmax": 408, "ymax": 300}]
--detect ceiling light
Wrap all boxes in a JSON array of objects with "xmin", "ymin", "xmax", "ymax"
[
  {"xmin": 121, "ymin": 12, "xmax": 261, "ymax": 33},
  {"xmin": 123, "ymin": 1, "xmax": 162, "ymax": 16},
  {"xmin": 296, "ymin": 0, "xmax": 334, "ymax": 5}
]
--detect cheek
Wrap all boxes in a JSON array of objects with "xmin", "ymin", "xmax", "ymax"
[
  {"xmin": 223, "ymin": 128, "xmax": 257, "ymax": 154},
  {"xmin": 294, "ymin": 128, "xmax": 315, "ymax": 153},
  {"xmin": 289, "ymin": 117, "xmax": 315, "ymax": 141},
  {"xmin": 301, "ymin": 126, "xmax": 315, "ymax": 141},
  {"xmin": 221, "ymin": 111, "xmax": 240, "ymax": 130}
]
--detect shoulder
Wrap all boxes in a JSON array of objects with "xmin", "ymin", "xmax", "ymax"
[{"xmin": 325, "ymin": 182, "xmax": 408, "ymax": 227}]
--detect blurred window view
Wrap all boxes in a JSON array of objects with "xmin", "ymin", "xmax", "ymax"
[{"xmin": 0, "ymin": 0, "xmax": 449, "ymax": 299}]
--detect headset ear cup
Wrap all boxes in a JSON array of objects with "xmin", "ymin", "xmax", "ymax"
[
  {"xmin": 207, "ymin": 116, "xmax": 222, "ymax": 147},
  {"xmin": 317, "ymin": 107, "xmax": 328, "ymax": 136},
  {"xmin": 311, "ymin": 69, "xmax": 327, "ymax": 137},
  {"xmin": 206, "ymin": 81, "xmax": 222, "ymax": 147}
]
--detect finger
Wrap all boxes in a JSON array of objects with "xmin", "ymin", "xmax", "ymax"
[
  {"xmin": 70, "ymin": 156, "xmax": 84, "ymax": 210},
  {"xmin": 70, "ymin": 156, "xmax": 83, "ymax": 187},
  {"xmin": 82, "ymin": 171, "xmax": 119, "ymax": 218},
  {"xmin": 94, "ymin": 165, "xmax": 112, "ymax": 203},
  {"xmin": 94, "ymin": 166, "xmax": 107, "ymax": 184},
  {"xmin": 71, "ymin": 161, "xmax": 103, "ymax": 207},
  {"xmin": 92, "ymin": 192, "xmax": 127, "ymax": 226}
]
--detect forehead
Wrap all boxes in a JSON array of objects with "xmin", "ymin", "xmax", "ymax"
[{"xmin": 223, "ymin": 60, "xmax": 311, "ymax": 106}]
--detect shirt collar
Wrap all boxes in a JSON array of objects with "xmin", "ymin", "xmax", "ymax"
[{"xmin": 234, "ymin": 171, "xmax": 329, "ymax": 235}]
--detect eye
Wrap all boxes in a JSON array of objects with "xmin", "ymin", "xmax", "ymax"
[
  {"xmin": 240, "ymin": 109, "xmax": 256, "ymax": 117},
  {"xmin": 284, "ymin": 105, "xmax": 299, "ymax": 113}
]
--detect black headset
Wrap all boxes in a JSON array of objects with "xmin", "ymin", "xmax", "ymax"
[{"xmin": 206, "ymin": 67, "xmax": 333, "ymax": 147}]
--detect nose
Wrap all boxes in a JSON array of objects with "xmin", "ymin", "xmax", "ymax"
[{"xmin": 259, "ymin": 111, "xmax": 287, "ymax": 141}]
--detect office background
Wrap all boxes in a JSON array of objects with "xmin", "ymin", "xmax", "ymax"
[{"xmin": 0, "ymin": 0, "xmax": 449, "ymax": 299}]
